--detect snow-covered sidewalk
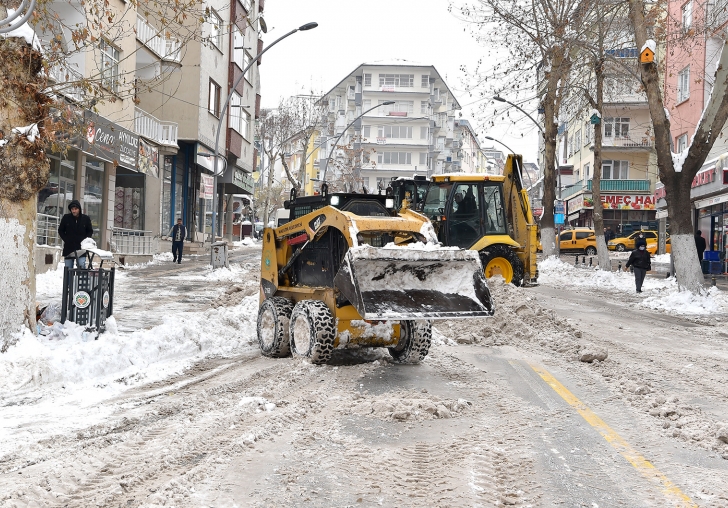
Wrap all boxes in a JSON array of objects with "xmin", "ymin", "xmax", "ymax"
[
  {"xmin": 0, "ymin": 245, "xmax": 262, "ymax": 458},
  {"xmin": 539, "ymin": 256, "xmax": 728, "ymax": 315}
]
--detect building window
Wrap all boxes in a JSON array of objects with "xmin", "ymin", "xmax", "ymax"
[
  {"xmin": 376, "ymin": 177, "xmax": 386, "ymax": 190},
  {"xmin": 678, "ymin": 66, "xmax": 690, "ymax": 103},
  {"xmin": 363, "ymin": 125, "xmax": 371, "ymax": 138},
  {"xmin": 243, "ymin": 51, "xmax": 253, "ymax": 82},
  {"xmin": 378, "ymin": 100, "xmax": 414, "ymax": 115},
  {"xmin": 207, "ymin": 9, "xmax": 223, "ymax": 50},
  {"xmin": 584, "ymin": 122, "xmax": 592, "ymax": 145},
  {"xmin": 209, "ymin": 79, "xmax": 221, "ymax": 117},
  {"xmin": 363, "ymin": 99, "xmax": 371, "ymax": 110},
  {"xmin": 574, "ymin": 129, "xmax": 581, "ymax": 149},
  {"xmin": 230, "ymin": 92, "xmax": 249, "ymax": 138},
  {"xmin": 582, "ymin": 162, "xmax": 590, "ymax": 181},
  {"xmin": 682, "ymin": 1, "xmax": 692, "ymax": 29},
  {"xmin": 364, "ymin": 73, "xmax": 371, "ymax": 86},
  {"xmin": 378, "ymin": 74, "xmax": 414, "ymax": 88},
  {"xmin": 377, "ymin": 152, "xmax": 412, "ymax": 165},
  {"xmin": 602, "ymin": 160, "xmax": 629, "ymax": 179},
  {"xmin": 677, "ymin": 133, "xmax": 688, "ymax": 152},
  {"xmin": 377, "ymin": 125, "xmax": 412, "ymax": 139},
  {"xmin": 99, "ymin": 39, "xmax": 120, "ymax": 93},
  {"xmin": 421, "ymin": 101, "xmax": 429, "ymax": 114},
  {"xmin": 233, "ymin": 25, "xmax": 244, "ymax": 69},
  {"xmin": 604, "ymin": 117, "xmax": 629, "ymax": 138},
  {"xmin": 421, "ymin": 75, "xmax": 429, "ymax": 88},
  {"xmin": 241, "ymin": 0, "xmax": 252, "ymax": 12},
  {"xmin": 420, "ymin": 126, "xmax": 429, "ymax": 139},
  {"xmin": 419, "ymin": 152, "xmax": 427, "ymax": 165}
]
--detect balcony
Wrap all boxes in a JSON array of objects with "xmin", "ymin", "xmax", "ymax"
[
  {"xmin": 47, "ymin": 64, "xmax": 84, "ymax": 102},
  {"xmin": 560, "ymin": 179, "xmax": 651, "ymax": 199},
  {"xmin": 602, "ymin": 136, "xmax": 653, "ymax": 148},
  {"xmin": 136, "ymin": 15, "xmax": 181, "ymax": 62},
  {"xmin": 134, "ymin": 107, "xmax": 178, "ymax": 147}
]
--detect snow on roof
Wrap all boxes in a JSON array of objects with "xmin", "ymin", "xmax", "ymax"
[{"xmin": 641, "ymin": 40, "xmax": 656, "ymax": 54}]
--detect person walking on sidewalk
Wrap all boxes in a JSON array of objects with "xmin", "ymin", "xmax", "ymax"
[
  {"xmin": 169, "ymin": 218, "xmax": 187, "ymax": 264},
  {"xmin": 695, "ymin": 230, "xmax": 707, "ymax": 262},
  {"xmin": 625, "ymin": 243, "xmax": 651, "ymax": 293},
  {"xmin": 58, "ymin": 200, "xmax": 93, "ymax": 269}
]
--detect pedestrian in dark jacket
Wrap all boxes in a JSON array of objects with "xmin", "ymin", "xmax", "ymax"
[
  {"xmin": 168, "ymin": 218, "xmax": 187, "ymax": 264},
  {"xmin": 625, "ymin": 243, "xmax": 651, "ymax": 293},
  {"xmin": 634, "ymin": 232, "xmax": 647, "ymax": 249},
  {"xmin": 695, "ymin": 230, "xmax": 707, "ymax": 262},
  {"xmin": 58, "ymin": 199, "xmax": 93, "ymax": 269}
]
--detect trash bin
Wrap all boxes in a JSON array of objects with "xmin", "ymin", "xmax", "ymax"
[
  {"xmin": 61, "ymin": 248, "xmax": 116, "ymax": 333},
  {"xmin": 212, "ymin": 241, "xmax": 229, "ymax": 269}
]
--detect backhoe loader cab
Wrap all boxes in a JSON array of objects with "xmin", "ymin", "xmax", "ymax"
[
  {"xmin": 390, "ymin": 175, "xmax": 428, "ymax": 211},
  {"xmin": 418, "ymin": 155, "xmax": 539, "ymax": 286},
  {"xmin": 257, "ymin": 186, "xmax": 495, "ymax": 365}
]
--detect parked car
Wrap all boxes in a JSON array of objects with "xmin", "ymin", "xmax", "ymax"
[
  {"xmin": 558, "ymin": 228, "xmax": 598, "ymax": 255},
  {"xmin": 608, "ymin": 230, "xmax": 660, "ymax": 252},
  {"xmin": 646, "ymin": 237, "xmax": 671, "ymax": 255}
]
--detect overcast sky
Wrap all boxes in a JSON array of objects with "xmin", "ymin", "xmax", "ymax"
[{"xmin": 258, "ymin": 0, "xmax": 539, "ymax": 164}]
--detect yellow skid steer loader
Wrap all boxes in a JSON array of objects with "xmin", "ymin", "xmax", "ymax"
[{"xmin": 258, "ymin": 186, "xmax": 494, "ymax": 365}]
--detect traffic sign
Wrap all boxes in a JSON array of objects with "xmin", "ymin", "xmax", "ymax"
[{"xmin": 555, "ymin": 213, "xmax": 565, "ymax": 224}]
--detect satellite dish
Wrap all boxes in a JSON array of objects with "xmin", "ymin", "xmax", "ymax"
[{"xmin": 259, "ymin": 16, "xmax": 268, "ymax": 33}]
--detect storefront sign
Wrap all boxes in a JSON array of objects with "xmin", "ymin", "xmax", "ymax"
[
  {"xmin": 200, "ymin": 174, "xmax": 215, "ymax": 199},
  {"xmin": 695, "ymin": 193, "xmax": 728, "ymax": 209},
  {"xmin": 567, "ymin": 194, "xmax": 594, "ymax": 213},
  {"xmin": 196, "ymin": 143, "xmax": 224, "ymax": 175},
  {"xmin": 692, "ymin": 167, "xmax": 715, "ymax": 188},
  {"xmin": 82, "ymin": 111, "xmax": 139, "ymax": 169},
  {"xmin": 601, "ymin": 194, "xmax": 656, "ymax": 210},
  {"xmin": 139, "ymin": 139, "xmax": 159, "ymax": 178}
]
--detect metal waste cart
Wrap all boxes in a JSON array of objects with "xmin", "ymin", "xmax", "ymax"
[
  {"xmin": 211, "ymin": 241, "xmax": 229, "ymax": 269},
  {"xmin": 61, "ymin": 248, "xmax": 116, "ymax": 333}
]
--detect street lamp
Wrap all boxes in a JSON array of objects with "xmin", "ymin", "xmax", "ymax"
[
  {"xmin": 210, "ymin": 21, "xmax": 318, "ymax": 263},
  {"xmin": 320, "ymin": 100, "xmax": 395, "ymax": 188},
  {"xmin": 484, "ymin": 135, "xmax": 533, "ymax": 189},
  {"xmin": 493, "ymin": 96, "xmax": 544, "ymax": 134}
]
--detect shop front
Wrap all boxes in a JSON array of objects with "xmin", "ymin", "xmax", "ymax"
[
  {"xmin": 567, "ymin": 192, "xmax": 656, "ymax": 233},
  {"xmin": 690, "ymin": 157, "xmax": 728, "ymax": 269}
]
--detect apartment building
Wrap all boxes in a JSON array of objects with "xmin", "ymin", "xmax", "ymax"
[
  {"xmin": 661, "ymin": 0, "xmax": 728, "ymax": 255},
  {"xmin": 558, "ymin": 56, "xmax": 658, "ymax": 232},
  {"xmin": 318, "ymin": 60, "xmax": 461, "ymax": 192},
  {"xmin": 35, "ymin": 0, "xmax": 261, "ymax": 261},
  {"xmin": 453, "ymin": 119, "xmax": 482, "ymax": 173}
]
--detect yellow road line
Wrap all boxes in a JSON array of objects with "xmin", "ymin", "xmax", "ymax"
[{"xmin": 529, "ymin": 363, "xmax": 697, "ymax": 507}]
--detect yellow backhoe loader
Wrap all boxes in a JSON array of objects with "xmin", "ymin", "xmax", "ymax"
[
  {"xmin": 393, "ymin": 155, "xmax": 538, "ymax": 286},
  {"xmin": 258, "ymin": 185, "xmax": 495, "ymax": 365}
]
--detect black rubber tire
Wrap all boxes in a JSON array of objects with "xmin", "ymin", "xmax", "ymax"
[
  {"xmin": 585, "ymin": 246, "xmax": 597, "ymax": 256},
  {"xmin": 257, "ymin": 297, "xmax": 295, "ymax": 358},
  {"xmin": 388, "ymin": 320, "xmax": 433, "ymax": 364},
  {"xmin": 616, "ymin": 244, "xmax": 626, "ymax": 252},
  {"xmin": 479, "ymin": 244, "xmax": 525, "ymax": 287},
  {"xmin": 290, "ymin": 300, "xmax": 336, "ymax": 364}
]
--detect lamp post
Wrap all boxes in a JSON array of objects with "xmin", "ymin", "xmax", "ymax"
[
  {"xmin": 484, "ymin": 135, "xmax": 533, "ymax": 189},
  {"xmin": 493, "ymin": 95, "xmax": 544, "ymax": 134},
  {"xmin": 320, "ymin": 100, "xmax": 395, "ymax": 189},
  {"xmin": 209, "ymin": 21, "xmax": 318, "ymax": 263}
]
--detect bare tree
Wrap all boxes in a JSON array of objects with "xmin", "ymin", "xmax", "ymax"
[
  {"xmin": 452, "ymin": 0, "xmax": 592, "ymax": 256},
  {"xmin": 627, "ymin": 0, "xmax": 728, "ymax": 293}
]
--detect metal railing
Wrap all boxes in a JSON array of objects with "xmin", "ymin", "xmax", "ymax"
[
  {"xmin": 37, "ymin": 213, "xmax": 61, "ymax": 246},
  {"xmin": 136, "ymin": 15, "xmax": 182, "ymax": 62},
  {"xmin": 134, "ymin": 107, "xmax": 178, "ymax": 147},
  {"xmin": 603, "ymin": 137, "xmax": 653, "ymax": 148},
  {"xmin": 111, "ymin": 228, "xmax": 156, "ymax": 255},
  {"xmin": 561, "ymin": 179, "xmax": 651, "ymax": 199},
  {"xmin": 47, "ymin": 64, "xmax": 85, "ymax": 102}
]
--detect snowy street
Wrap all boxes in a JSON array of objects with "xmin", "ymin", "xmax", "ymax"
[{"xmin": 2, "ymin": 246, "xmax": 728, "ymax": 507}]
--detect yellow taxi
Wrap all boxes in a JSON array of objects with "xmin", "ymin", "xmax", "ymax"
[
  {"xmin": 608, "ymin": 230, "xmax": 659, "ymax": 252},
  {"xmin": 558, "ymin": 228, "xmax": 598, "ymax": 255},
  {"xmin": 646, "ymin": 237, "xmax": 671, "ymax": 255}
]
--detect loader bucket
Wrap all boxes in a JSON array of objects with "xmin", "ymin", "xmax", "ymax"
[{"xmin": 334, "ymin": 245, "xmax": 495, "ymax": 320}]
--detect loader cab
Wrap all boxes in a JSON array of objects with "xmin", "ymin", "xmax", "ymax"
[
  {"xmin": 390, "ymin": 175, "xmax": 428, "ymax": 211},
  {"xmin": 422, "ymin": 178, "xmax": 508, "ymax": 249}
]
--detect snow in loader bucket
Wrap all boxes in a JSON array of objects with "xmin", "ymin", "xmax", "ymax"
[{"xmin": 334, "ymin": 245, "xmax": 495, "ymax": 320}]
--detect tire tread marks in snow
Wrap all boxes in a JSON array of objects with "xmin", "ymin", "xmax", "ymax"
[
  {"xmin": 480, "ymin": 244, "xmax": 524, "ymax": 287},
  {"xmin": 257, "ymin": 296, "xmax": 295, "ymax": 358},
  {"xmin": 388, "ymin": 320, "xmax": 432, "ymax": 364},
  {"xmin": 290, "ymin": 299, "xmax": 336, "ymax": 364}
]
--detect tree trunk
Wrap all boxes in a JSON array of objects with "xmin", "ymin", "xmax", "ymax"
[
  {"xmin": 0, "ymin": 199, "xmax": 37, "ymax": 352},
  {"xmin": 592, "ymin": 57, "xmax": 611, "ymax": 271},
  {"xmin": 279, "ymin": 153, "xmax": 300, "ymax": 192}
]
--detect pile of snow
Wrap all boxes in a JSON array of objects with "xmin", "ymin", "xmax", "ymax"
[
  {"xmin": 233, "ymin": 237, "xmax": 258, "ymax": 247},
  {"xmin": 538, "ymin": 257, "xmax": 728, "ymax": 315},
  {"xmin": 653, "ymin": 254, "xmax": 671, "ymax": 264},
  {"xmin": 172, "ymin": 262, "xmax": 250, "ymax": 282}
]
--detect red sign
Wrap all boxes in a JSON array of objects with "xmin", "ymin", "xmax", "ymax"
[
  {"xmin": 654, "ymin": 186, "xmax": 666, "ymax": 200},
  {"xmin": 692, "ymin": 168, "xmax": 714, "ymax": 188},
  {"xmin": 601, "ymin": 194, "xmax": 655, "ymax": 210}
]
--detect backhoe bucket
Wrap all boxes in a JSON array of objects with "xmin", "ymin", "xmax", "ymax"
[{"xmin": 334, "ymin": 245, "xmax": 495, "ymax": 320}]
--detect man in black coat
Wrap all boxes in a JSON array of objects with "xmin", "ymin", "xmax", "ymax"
[
  {"xmin": 58, "ymin": 200, "xmax": 94, "ymax": 269},
  {"xmin": 625, "ymin": 243, "xmax": 651, "ymax": 293},
  {"xmin": 695, "ymin": 230, "xmax": 707, "ymax": 262},
  {"xmin": 168, "ymin": 218, "xmax": 187, "ymax": 264}
]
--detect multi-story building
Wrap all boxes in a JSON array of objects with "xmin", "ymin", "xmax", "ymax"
[
  {"xmin": 34, "ymin": 0, "xmax": 261, "ymax": 264},
  {"xmin": 558, "ymin": 54, "xmax": 658, "ymax": 233},
  {"xmin": 661, "ymin": 0, "xmax": 728, "ymax": 255},
  {"xmin": 318, "ymin": 60, "xmax": 461, "ymax": 192},
  {"xmin": 453, "ymin": 119, "xmax": 481, "ymax": 173}
]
